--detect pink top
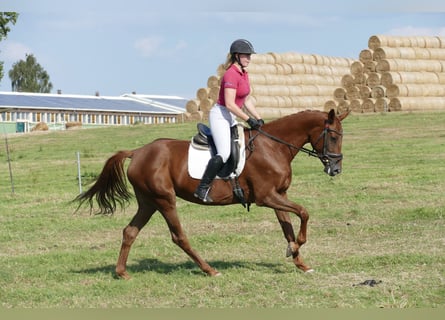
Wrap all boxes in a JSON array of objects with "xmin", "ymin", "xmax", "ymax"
[{"xmin": 217, "ymin": 64, "xmax": 251, "ymax": 108}]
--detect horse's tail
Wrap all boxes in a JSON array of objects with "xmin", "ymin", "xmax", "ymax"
[{"xmin": 73, "ymin": 150, "xmax": 134, "ymax": 215}]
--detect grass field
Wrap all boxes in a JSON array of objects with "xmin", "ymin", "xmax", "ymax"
[{"xmin": 0, "ymin": 111, "xmax": 444, "ymax": 308}]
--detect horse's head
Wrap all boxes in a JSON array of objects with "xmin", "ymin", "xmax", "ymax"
[{"xmin": 310, "ymin": 109, "xmax": 349, "ymax": 176}]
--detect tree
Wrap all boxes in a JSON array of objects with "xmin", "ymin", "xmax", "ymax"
[
  {"xmin": 0, "ymin": 12, "xmax": 19, "ymax": 82},
  {"xmin": 9, "ymin": 53, "xmax": 53, "ymax": 93}
]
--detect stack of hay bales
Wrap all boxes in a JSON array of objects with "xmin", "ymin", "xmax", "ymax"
[
  {"xmin": 325, "ymin": 35, "xmax": 445, "ymax": 113},
  {"xmin": 184, "ymin": 52, "xmax": 354, "ymax": 120}
]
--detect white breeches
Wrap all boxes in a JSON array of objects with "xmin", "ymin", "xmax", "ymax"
[{"xmin": 208, "ymin": 104, "xmax": 238, "ymax": 163}]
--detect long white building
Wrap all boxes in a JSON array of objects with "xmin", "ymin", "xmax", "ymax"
[{"xmin": 0, "ymin": 91, "xmax": 188, "ymax": 133}]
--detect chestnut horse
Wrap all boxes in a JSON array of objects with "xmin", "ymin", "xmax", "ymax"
[{"xmin": 74, "ymin": 109, "xmax": 349, "ymax": 279}]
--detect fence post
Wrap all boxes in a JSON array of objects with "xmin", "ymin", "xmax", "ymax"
[
  {"xmin": 76, "ymin": 151, "xmax": 82, "ymax": 194},
  {"xmin": 4, "ymin": 133, "xmax": 15, "ymax": 194}
]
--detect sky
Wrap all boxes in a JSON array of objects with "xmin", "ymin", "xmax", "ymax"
[{"xmin": 1, "ymin": 0, "xmax": 445, "ymax": 100}]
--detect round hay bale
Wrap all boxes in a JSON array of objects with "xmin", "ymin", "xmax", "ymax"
[
  {"xmin": 276, "ymin": 96, "xmax": 293, "ymax": 108},
  {"xmin": 207, "ymin": 75, "xmax": 220, "ymax": 88},
  {"xmin": 276, "ymin": 63, "xmax": 293, "ymax": 75},
  {"xmin": 281, "ymin": 53, "xmax": 303, "ymax": 64},
  {"xmin": 388, "ymin": 98, "xmax": 402, "ymax": 111},
  {"xmin": 363, "ymin": 61, "xmax": 377, "ymax": 73},
  {"xmin": 209, "ymin": 87, "xmax": 219, "ymax": 101},
  {"xmin": 188, "ymin": 111, "xmax": 204, "ymax": 121},
  {"xmin": 301, "ymin": 54, "xmax": 317, "ymax": 64},
  {"xmin": 285, "ymin": 75, "xmax": 303, "ymax": 85},
  {"xmin": 251, "ymin": 53, "xmax": 275, "ymax": 64},
  {"xmin": 287, "ymin": 86, "xmax": 304, "ymax": 96},
  {"xmin": 377, "ymin": 58, "xmax": 444, "ymax": 73},
  {"xmin": 250, "ymin": 85, "xmax": 269, "ymax": 96},
  {"xmin": 368, "ymin": 35, "xmax": 437, "ymax": 50},
  {"xmin": 380, "ymin": 71, "xmax": 397, "ymax": 87},
  {"xmin": 425, "ymin": 48, "xmax": 445, "ymax": 60},
  {"xmin": 196, "ymin": 87, "xmax": 210, "ymax": 100},
  {"xmin": 353, "ymin": 73, "xmax": 368, "ymax": 86},
  {"xmin": 255, "ymin": 106, "xmax": 283, "ymax": 119},
  {"xmin": 290, "ymin": 96, "xmax": 327, "ymax": 108},
  {"xmin": 371, "ymin": 85, "xmax": 386, "ymax": 98},
  {"xmin": 199, "ymin": 98, "xmax": 214, "ymax": 112},
  {"xmin": 324, "ymin": 100, "xmax": 337, "ymax": 112},
  {"xmin": 387, "ymin": 83, "xmax": 445, "ymax": 98},
  {"xmin": 413, "ymin": 47, "xmax": 431, "ymax": 59},
  {"xmin": 217, "ymin": 64, "xmax": 226, "ymax": 77},
  {"xmin": 337, "ymin": 99, "xmax": 350, "ymax": 113},
  {"xmin": 333, "ymin": 87, "xmax": 346, "ymax": 100},
  {"xmin": 253, "ymin": 95, "xmax": 279, "ymax": 108},
  {"xmin": 361, "ymin": 98, "xmax": 376, "ymax": 113},
  {"xmin": 359, "ymin": 49, "xmax": 373, "ymax": 63},
  {"xmin": 270, "ymin": 85, "xmax": 291, "ymax": 96},
  {"xmin": 345, "ymin": 86, "xmax": 361, "ymax": 100},
  {"xmin": 375, "ymin": 59, "xmax": 392, "ymax": 72},
  {"xmin": 332, "ymin": 66, "xmax": 353, "ymax": 76},
  {"xmin": 264, "ymin": 74, "xmax": 283, "ymax": 85},
  {"xmin": 341, "ymin": 74, "xmax": 354, "ymax": 88},
  {"xmin": 375, "ymin": 97, "xmax": 390, "ymax": 112},
  {"xmin": 248, "ymin": 63, "xmax": 277, "ymax": 74},
  {"xmin": 373, "ymin": 47, "xmax": 417, "ymax": 60},
  {"xmin": 372, "ymin": 47, "xmax": 389, "ymax": 61},
  {"xmin": 389, "ymin": 97, "xmax": 445, "ymax": 111},
  {"xmin": 350, "ymin": 61, "xmax": 364, "ymax": 76},
  {"xmin": 289, "ymin": 63, "xmax": 306, "ymax": 74},
  {"xmin": 349, "ymin": 99, "xmax": 363, "ymax": 112},
  {"xmin": 366, "ymin": 72, "xmax": 381, "ymax": 88},
  {"xmin": 186, "ymin": 99, "xmax": 199, "ymax": 113},
  {"xmin": 381, "ymin": 71, "xmax": 442, "ymax": 85},
  {"xmin": 386, "ymin": 84, "xmax": 401, "ymax": 98},
  {"xmin": 358, "ymin": 85, "xmax": 372, "ymax": 99},
  {"xmin": 32, "ymin": 122, "xmax": 49, "ymax": 131},
  {"xmin": 436, "ymin": 72, "xmax": 445, "ymax": 84},
  {"xmin": 65, "ymin": 121, "xmax": 82, "ymax": 130},
  {"xmin": 249, "ymin": 73, "xmax": 267, "ymax": 85}
]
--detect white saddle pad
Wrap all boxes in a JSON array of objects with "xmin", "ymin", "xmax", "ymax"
[{"xmin": 187, "ymin": 124, "xmax": 246, "ymax": 179}]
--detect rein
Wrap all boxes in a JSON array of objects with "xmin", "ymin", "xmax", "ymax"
[{"xmin": 248, "ymin": 125, "xmax": 343, "ymax": 161}]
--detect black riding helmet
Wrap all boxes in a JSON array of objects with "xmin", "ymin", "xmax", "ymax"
[
  {"xmin": 230, "ymin": 39, "xmax": 255, "ymax": 70},
  {"xmin": 230, "ymin": 39, "xmax": 256, "ymax": 54}
]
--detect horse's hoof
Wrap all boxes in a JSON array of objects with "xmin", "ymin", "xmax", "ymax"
[
  {"xmin": 116, "ymin": 272, "xmax": 131, "ymax": 280},
  {"xmin": 305, "ymin": 269, "xmax": 314, "ymax": 274}
]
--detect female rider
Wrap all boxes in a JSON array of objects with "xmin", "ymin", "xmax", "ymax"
[{"xmin": 194, "ymin": 39, "xmax": 264, "ymax": 203}]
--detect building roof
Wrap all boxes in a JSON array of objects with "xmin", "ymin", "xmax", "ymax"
[{"xmin": 0, "ymin": 92, "xmax": 187, "ymax": 114}]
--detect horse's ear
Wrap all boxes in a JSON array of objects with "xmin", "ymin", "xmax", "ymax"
[
  {"xmin": 337, "ymin": 109, "xmax": 351, "ymax": 122},
  {"xmin": 327, "ymin": 109, "xmax": 336, "ymax": 124}
]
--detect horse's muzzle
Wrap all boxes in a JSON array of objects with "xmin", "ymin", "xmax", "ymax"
[{"xmin": 321, "ymin": 153, "xmax": 343, "ymax": 176}]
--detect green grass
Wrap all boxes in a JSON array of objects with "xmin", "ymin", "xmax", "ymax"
[{"xmin": 0, "ymin": 111, "xmax": 444, "ymax": 308}]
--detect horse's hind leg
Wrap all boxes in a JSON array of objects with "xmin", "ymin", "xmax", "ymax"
[
  {"xmin": 159, "ymin": 201, "xmax": 221, "ymax": 276},
  {"xmin": 116, "ymin": 205, "xmax": 156, "ymax": 280}
]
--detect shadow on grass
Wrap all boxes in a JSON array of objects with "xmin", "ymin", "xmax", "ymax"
[{"xmin": 74, "ymin": 258, "xmax": 286, "ymax": 278}]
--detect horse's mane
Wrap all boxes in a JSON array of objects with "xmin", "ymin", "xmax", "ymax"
[{"xmin": 266, "ymin": 109, "xmax": 326, "ymax": 125}]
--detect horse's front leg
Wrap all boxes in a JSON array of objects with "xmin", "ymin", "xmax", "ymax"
[{"xmin": 274, "ymin": 207, "xmax": 313, "ymax": 273}]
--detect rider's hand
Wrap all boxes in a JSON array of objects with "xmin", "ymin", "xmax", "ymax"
[{"xmin": 247, "ymin": 118, "xmax": 261, "ymax": 129}]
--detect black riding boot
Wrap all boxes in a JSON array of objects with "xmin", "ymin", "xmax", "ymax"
[{"xmin": 194, "ymin": 155, "xmax": 224, "ymax": 203}]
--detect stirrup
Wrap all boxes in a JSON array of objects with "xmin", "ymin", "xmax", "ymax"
[{"xmin": 194, "ymin": 186, "xmax": 213, "ymax": 203}]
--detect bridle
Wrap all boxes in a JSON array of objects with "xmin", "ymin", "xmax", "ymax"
[{"xmin": 248, "ymin": 123, "xmax": 343, "ymax": 165}]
